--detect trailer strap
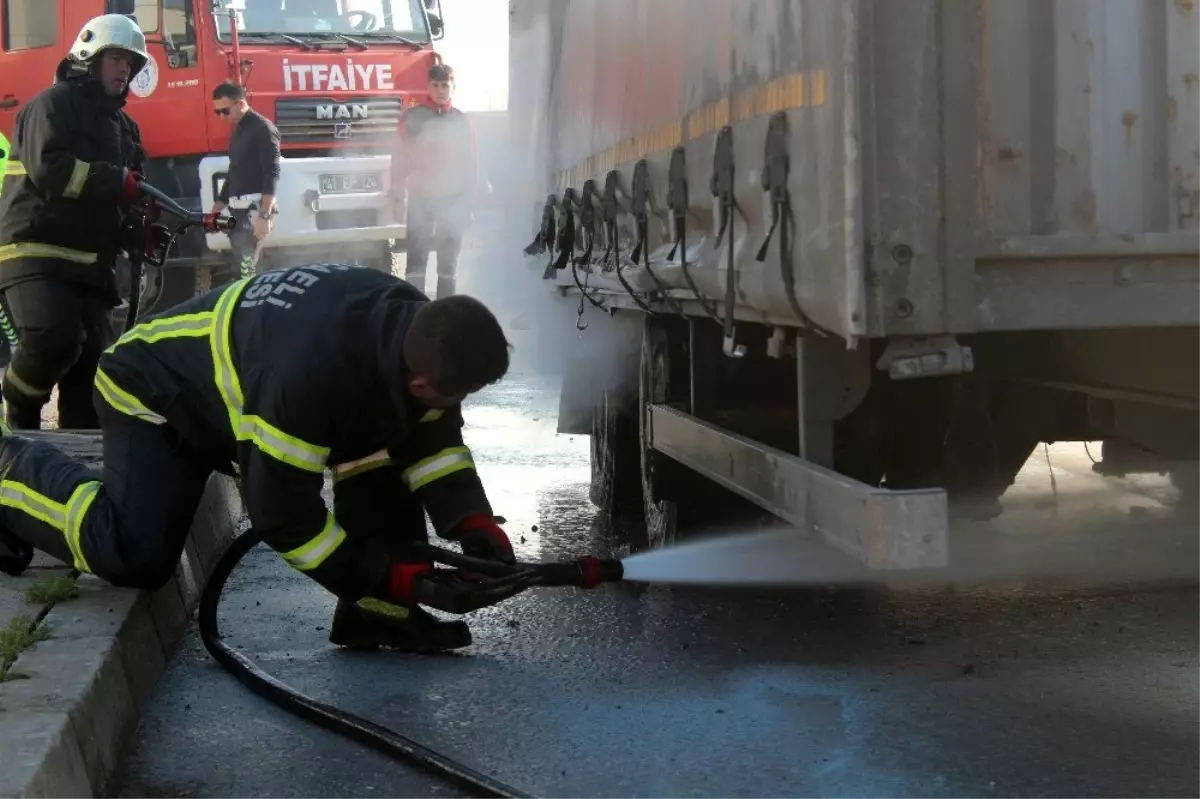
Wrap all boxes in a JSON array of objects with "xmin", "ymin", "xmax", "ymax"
[
  {"xmin": 666, "ymin": 147, "xmax": 721, "ymax": 322},
  {"xmin": 755, "ymin": 112, "xmax": 830, "ymax": 337},
  {"xmin": 711, "ymin": 126, "xmax": 746, "ymax": 357}
]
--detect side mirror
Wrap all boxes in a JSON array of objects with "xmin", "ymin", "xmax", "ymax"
[{"xmin": 424, "ymin": 0, "xmax": 445, "ymax": 39}]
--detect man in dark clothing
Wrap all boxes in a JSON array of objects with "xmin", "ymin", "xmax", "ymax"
[
  {"xmin": 208, "ymin": 81, "xmax": 281, "ymax": 284},
  {"xmin": 0, "ymin": 265, "xmax": 516, "ymax": 651},
  {"xmin": 0, "ymin": 14, "xmax": 149, "ymax": 430},
  {"xmin": 390, "ymin": 63, "xmax": 479, "ymax": 299}
]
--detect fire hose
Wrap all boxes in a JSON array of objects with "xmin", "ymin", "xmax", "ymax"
[{"xmin": 198, "ymin": 529, "xmax": 623, "ymax": 798}]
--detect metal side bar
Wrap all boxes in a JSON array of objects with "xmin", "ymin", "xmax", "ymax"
[{"xmin": 648, "ymin": 405, "xmax": 948, "ymax": 570}]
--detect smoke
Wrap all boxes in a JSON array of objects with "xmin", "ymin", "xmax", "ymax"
[{"xmin": 449, "ymin": 5, "xmax": 585, "ymax": 383}]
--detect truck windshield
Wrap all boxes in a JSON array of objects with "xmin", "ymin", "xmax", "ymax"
[{"xmin": 215, "ymin": 0, "xmax": 431, "ymax": 43}]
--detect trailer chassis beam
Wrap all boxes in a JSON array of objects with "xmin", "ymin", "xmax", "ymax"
[{"xmin": 647, "ymin": 404, "xmax": 948, "ymax": 570}]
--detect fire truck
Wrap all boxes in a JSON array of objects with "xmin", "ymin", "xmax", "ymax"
[{"xmin": 0, "ymin": 0, "xmax": 445, "ymax": 314}]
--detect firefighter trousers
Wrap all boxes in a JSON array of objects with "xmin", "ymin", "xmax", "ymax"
[
  {"xmin": 0, "ymin": 397, "xmax": 213, "ymax": 589},
  {"xmin": 404, "ymin": 198, "xmax": 465, "ymax": 298},
  {"xmin": 1, "ymin": 279, "xmax": 116, "ymax": 430},
  {"xmin": 0, "ymin": 400, "xmax": 430, "ymax": 592}
]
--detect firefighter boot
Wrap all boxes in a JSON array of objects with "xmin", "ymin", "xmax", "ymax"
[
  {"xmin": 1, "ymin": 376, "xmax": 45, "ymax": 430},
  {"xmin": 0, "ymin": 423, "xmax": 33, "ymax": 576},
  {"xmin": 329, "ymin": 596, "xmax": 472, "ymax": 652}
]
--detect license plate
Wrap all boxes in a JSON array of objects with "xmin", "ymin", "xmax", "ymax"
[{"xmin": 319, "ymin": 172, "xmax": 381, "ymax": 194}]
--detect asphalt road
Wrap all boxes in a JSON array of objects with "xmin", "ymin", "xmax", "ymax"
[{"xmin": 110, "ymin": 363, "xmax": 1199, "ymax": 799}]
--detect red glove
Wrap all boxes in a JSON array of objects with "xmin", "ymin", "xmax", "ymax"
[
  {"xmin": 456, "ymin": 513, "xmax": 515, "ymax": 565},
  {"xmin": 121, "ymin": 169, "xmax": 143, "ymax": 203},
  {"xmin": 380, "ymin": 560, "xmax": 433, "ymax": 604}
]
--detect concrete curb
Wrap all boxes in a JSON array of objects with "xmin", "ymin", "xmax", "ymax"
[{"xmin": 0, "ymin": 471, "xmax": 243, "ymax": 798}]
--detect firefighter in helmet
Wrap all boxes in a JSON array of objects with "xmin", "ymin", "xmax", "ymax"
[
  {"xmin": 0, "ymin": 14, "xmax": 149, "ymax": 430},
  {"xmin": 0, "ymin": 265, "xmax": 516, "ymax": 651}
]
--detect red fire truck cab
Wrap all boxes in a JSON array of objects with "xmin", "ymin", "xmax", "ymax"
[{"xmin": 0, "ymin": 0, "xmax": 443, "ymax": 312}]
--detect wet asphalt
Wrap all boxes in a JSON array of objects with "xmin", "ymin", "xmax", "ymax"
[
  {"xmin": 113, "ymin": 235, "xmax": 1198, "ymax": 798},
  {"xmin": 109, "ymin": 365, "xmax": 1200, "ymax": 799}
]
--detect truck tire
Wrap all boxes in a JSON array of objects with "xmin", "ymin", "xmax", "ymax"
[
  {"xmin": 636, "ymin": 315, "xmax": 769, "ymax": 548},
  {"xmin": 881, "ymin": 378, "xmax": 1061, "ymax": 518},
  {"xmin": 638, "ymin": 314, "xmax": 718, "ymax": 549},
  {"xmin": 588, "ymin": 370, "xmax": 642, "ymax": 518},
  {"xmin": 639, "ymin": 317, "xmax": 677, "ymax": 549}
]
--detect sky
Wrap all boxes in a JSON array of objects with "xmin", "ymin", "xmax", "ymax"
[{"xmin": 432, "ymin": 0, "xmax": 509, "ymax": 111}]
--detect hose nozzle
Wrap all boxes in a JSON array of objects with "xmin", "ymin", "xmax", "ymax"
[{"xmin": 531, "ymin": 555, "xmax": 623, "ymax": 589}]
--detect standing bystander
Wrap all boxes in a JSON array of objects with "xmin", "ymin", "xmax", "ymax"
[
  {"xmin": 390, "ymin": 63, "xmax": 479, "ymax": 298},
  {"xmin": 208, "ymin": 81, "xmax": 280, "ymax": 284}
]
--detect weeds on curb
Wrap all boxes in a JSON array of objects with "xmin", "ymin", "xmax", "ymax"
[
  {"xmin": 24, "ymin": 574, "xmax": 79, "ymax": 604},
  {"xmin": 0, "ymin": 615, "xmax": 51, "ymax": 682}
]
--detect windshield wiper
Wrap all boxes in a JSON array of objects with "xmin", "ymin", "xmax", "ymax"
[
  {"xmin": 311, "ymin": 31, "xmax": 369, "ymax": 51},
  {"xmin": 238, "ymin": 31, "xmax": 315, "ymax": 50},
  {"xmin": 355, "ymin": 31, "xmax": 423, "ymax": 47}
]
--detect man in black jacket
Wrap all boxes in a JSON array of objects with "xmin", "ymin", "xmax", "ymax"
[
  {"xmin": 0, "ymin": 265, "xmax": 516, "ymax": 652},
  {"xmin": 208, "ymin": 81, "xmax": 281, "ymax": 284},
  {"xmin": 0, "ymin": 14, "xmax": 149, "ymax": 430}
]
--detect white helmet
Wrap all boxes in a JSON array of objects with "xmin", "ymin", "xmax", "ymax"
[{"xmin": 68, "ymin": 14, "xmax": 149, "ymax": 78}]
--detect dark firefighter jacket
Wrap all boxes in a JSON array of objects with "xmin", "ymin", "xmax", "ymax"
[
  {"xmin": 94, "ymin": 265, "xmax": 494, "ymax": 598},
  {"xmin": 0, "ymin": 60, "xmax": 146, "ymax": 294}
]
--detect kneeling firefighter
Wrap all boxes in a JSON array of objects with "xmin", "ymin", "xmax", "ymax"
[
  {"xmin": 0, "ymin": 265, "xmax": 517, "ymax": 651},
  {"xmin": 0, "ymin": 14, "xmax": 148, "ymax": 430}
]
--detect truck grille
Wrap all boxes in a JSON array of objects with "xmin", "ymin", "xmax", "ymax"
[{"xmin": 274, "ymin": 97, "xmax": 404, "ymax": 146}]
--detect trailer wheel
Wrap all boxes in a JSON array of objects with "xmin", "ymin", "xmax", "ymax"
[
  {"xmin": 881, "ymin": 378, "xmax": 1062, "ymax": 518},
  {"xmin": 639, "ymin": 318, "xmax": 678, "ymax": 548},
  {"xmin": 588, "ymin": 370, "xmax": 642, "ymax": 518},
  {"xmin": 585, "ymin": 312, "xmax": 645, "ymax": 519},
  {"xmin": 637, "ymin": 315, "xmax": 709, "ymax": 549}
]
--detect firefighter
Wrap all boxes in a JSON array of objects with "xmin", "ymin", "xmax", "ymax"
[
  {"xmin": 0, "ymin": 265, "xmax": 515, "ymax": 651},
  {"xmin": 0, "ymin": 14, "xmax": 149, "ymax": 430},
  {"xmin": 390, "ymin": 63, "xmax": 479, "ymax": 299}
]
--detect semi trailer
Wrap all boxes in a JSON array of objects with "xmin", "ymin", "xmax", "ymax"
[{"xmin": 507, "ymin": 0, "xmax": 1200, "ymax": 569}]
